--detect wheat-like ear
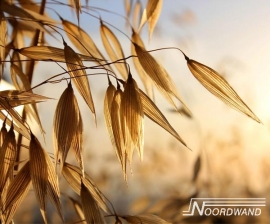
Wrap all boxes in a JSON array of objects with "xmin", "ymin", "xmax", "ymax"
[
  {"xmin": 186, "ymin": 57, "xmax": 261, "ymax": 123},
  {"xmin": 62, "ymin": 162, "xmax": 112, "ymax": 214},
  {"xmin": 121, "ymin": 73, "xmax": 144, "ymax": 161},
  {"xmin": 2, "ymin": 161, "xmax": 31, "ymax": 224},
  {"xmin": 29, "ymin": 133, "xmax": 49, "ymax": 223},
  {"xmin": 110, "ymin": 87, "xmax": 127, "ymax": 180},
  {"xmin": 131, "ymin": 30, "xmax": 153, "ymax": 97},
  {"xmin": 0, "ymin": 125, "xmax": 16, "ymax": 194},
  {"xmin": 133, "ymin": 0, "xmax": 144, "ymax": 32},
  {"xmin": 30, "ymin": 133, "xmax": 64, "ymax": 223},
  {"xmin": 61, "ymin": 19, "xmax": 112, "ymax": 71},
  {"xmin": 2, "ymin": 1, "xmax": 56, "ymax": 24},
  {"xmin": 18, "ymin": 45, "xmax": 98, "ymax": 62},
  {"xmin": 100, "ymin": 21, "xmax": 128, "ymax": 80},
  {"xmin": 64, "ymin": 41, "xmax": 96, "ymax": 122},
  {"xmin": 138, "ymin": 89, "xmax": 187, "ymax": 147},
  {"xmin": 69, "ymin": 0, "xmax": 81, "ymax": 22},
  {"xmin": 11, "ymin": 63, "xmax": 46, "ymax": 134},
  {"xmin": 134, "ymin": 43, "xmax": 191, "ymax": 114},
  {"xmin": 121, "ymin": 214, "xmax": 170, "ymax": 224},
  {"xmin": 139, "ymin": 0, "xmax": 163, "ymax": 41},
  {"xmin": 53, "ymin": 82, "xmax": 82, "ymax": 170},
  {"xmin": 80, "ymin": 179, "xmax": 105, "ymax": 224}
]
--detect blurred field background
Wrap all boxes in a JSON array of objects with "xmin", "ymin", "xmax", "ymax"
[{"xmin": 5, "ymin": 0, "xmax": 270, "ymax": 223}]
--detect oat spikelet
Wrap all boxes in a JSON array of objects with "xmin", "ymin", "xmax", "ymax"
[
  {"xmin": 29, "ymin": 133, "xmax": 48, "ymax": 223},
  {"xmin": 0, "ymin": 125, "xmax": 16, "ymax": 193},
  {"xmin": 62, "ymin": 162, "xmax": 112, "ymax": 214},
  {"xmin": 139, "ymin": 0, "xmax": 163, "ymax": 41},
  {"xmin": 80, "ymin": 179, "xmax": 105, "ymax": 224},
  {"xmin": 185, "ymin": 56, "xmax": 261, "ymax": 123},
  {"xmin": 53, "ymin": 82, "xmax": 82, "ymax": 170},
  {"xmin": 100, "ymin": 20, "xmax": 128, "ymax": 79},
  {"xmin": 18, "ymin": 45, "xmax": 97, "ymax": 62},
  {"xmin": 134, "ymin": 43, "xmax": 191, "ymax": 114},
  {"xmin": 139, "ymin": 89, "xmax": 187, "ymax": 147},
  {"xmin": 121, "ymin": 73, "xmax": 144, "ymax": 161},
  {"xmin": 104, "ymin": 80, "xmax": 117, "ymax": 157},
  {"xmin": 2, "ymin": 162, "xmax": 31, "ymax": 224},
  {"xmin": 110, "ymin": 86, "xmax": 127, "ymax": 179},
  {"xmin": 63, "ymin": 41, "xmax": 96, "ymax": 122}
]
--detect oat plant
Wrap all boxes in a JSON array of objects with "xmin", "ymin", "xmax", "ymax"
[{"xmin": 0, "ymin": 0, "xmax": 261, "ymax": 223}]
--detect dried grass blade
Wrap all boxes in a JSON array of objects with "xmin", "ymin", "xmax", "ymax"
[
  {"xmin": 139, "ymin": 89, "xmax": 187, "ymax": 147},
  {"xmin": 62, "ymin": 162, "xmax": 111, "ymax": 214},
  {"xmin": 134, "ymin": 43, "xmax": 190, "ymax": 113},
  {"xmin": 122, "ymin": 214, "xmax": 170, "ymax": 224},
  {"xmin": 131, "ymin": 30, "xmax": 153, "ymax": 97},
  {"xmin": 29, "ymin": 133, "xmax": 48, "ymax": 223},
  {"xmin": 100, "ymin": 21, "xmax": 128, "ymax": 79},
  {"xmin": 0, "ymin": 11, "xmax": 7, "ymax": 80},
  {"xmin": 0, "ymin": 125, "xmax": 16, "ymax": 193},
  {"xmin": 53, "ymin": 83, "xmax": 81, "ymax": 169},
  {"xmin": 80, "ymin": 179, "xmax": 105, "ymax": 224},
  {"xmin": 45, "ymin": 146, "xmax": 64, "ymax": 222},
  {"xmin": 111, "ymin": 88, "xmax": 127, "ymax": 179},
  {"xmin": 121, "ymin": 74, "xmax": 144, "ymax": 161},
  {"xmin": 186, "ymin": 58, "xmax": 261, "ymax": 123},
  {"xmin": 64, "ymin": 42, "xmax": 96, "ymax": 121},
  {"xmin": 18, "ymin": 46, "xmax": 97, "ymax": 62},
  {"xmin": 3, "ymin": 161, "xmax": 31, "ymax": 224}
]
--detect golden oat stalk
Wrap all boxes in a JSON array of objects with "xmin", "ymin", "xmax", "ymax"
[
  {"xmin": 1, "ymin": 161, "xmax": 31, "ymax": 224},
  {"xmin": 0, "ymin": 125, "xmax": 16, "ymax": 194},
  {"xmin": 69, "ymin": 0, "xmax": 81, "ymax": 22},
  {"xmin": 53, "ymin": 82, "xmax": 83, "ymax": 171},
  {"xmin": 121, "ymin": 74, "xmax": 144, "ymax": 161},
  {"xmin": 110, "ymin": 86, "xmax": 127, "ymax": 179},
  {"xmin": 61, "ymin": 18, "xmax": 112, "ymax": 71},
  {"xmin": 11, "ymin": 63, "xmax": 45, "ymax": 134},
  {"xmin": 80, "ymin": 179, "xmax": 105, "ymax": 224},
  {"xmin": 100, "ymin": 20, "xmax": 129, "ymax": 80},
  {"xmin": 62, "ymin": 162, "xmax": 112, "ymax": 214},
  {"xmin": 184, "ymin": 55, "xmax": 261, "ymax": 123},
  {"xmin": 139, "ymin": 0, "xmax": 163, "ymax": 41},
  {"xmin": 139, "ymin": 89, "xmax": 187, "ymax": 147},
  {"xmin": 134, "ymin": 43, "xmax": 191, "ymax": 115},
  {"xmin": 18, "ymin": 45, "xmax": 98, "ymax": 62},
  {"xmin": 131, "ymin": 30, "xmax": 153, "ymax": 97},
  {"xmin": 64, "ymin": 41, "xmax": 96, "ymax": 121},
  {"xmin": 29, "ymin": 133, "xmax": 64, "ymax": 223}
]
